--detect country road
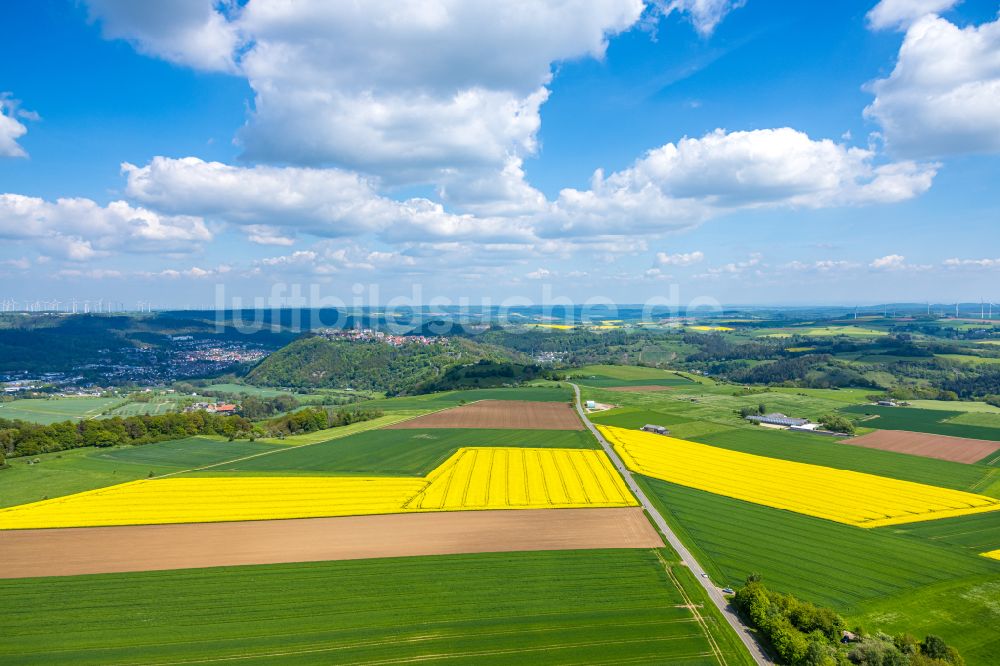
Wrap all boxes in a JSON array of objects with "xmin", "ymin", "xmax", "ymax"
[{"xmin": 570, "ymin": 383, "xmax": 773, "ymax": 666}]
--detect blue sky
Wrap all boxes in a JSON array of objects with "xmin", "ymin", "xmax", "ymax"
[{"xmin": 1, "ymin": 0, "xmax": 998, "ymax": 309}]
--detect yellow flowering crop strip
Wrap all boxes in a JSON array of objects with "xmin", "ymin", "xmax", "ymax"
[
  {"xmin": 0, "ymin": 448, "xmax": 636, "ymax": 530},
  {"xmin": 599, "ymin": 425, "xmax": 1000, "ymax": 528},
  {"xmin": 405, "ymin": 447, "xmax": 636, "ymax": 511},
  {"xmin": 983, "ymin": 549, "xmax": 1000, "ymax": 561}
]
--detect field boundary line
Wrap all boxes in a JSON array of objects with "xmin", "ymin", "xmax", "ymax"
[
  {"xmin": 653, "ymin": 548, "xmax": 727, "ymax": 666},
  {"xmin": 152, "ymin": 410, "xmax": 437, "ymax": 481}
]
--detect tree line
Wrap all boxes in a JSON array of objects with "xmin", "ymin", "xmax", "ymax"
[
  {"xmin": 733, "ymin": 576, "xmax": 963, "ymax": 665},
  {"xmin": 0, "ymin": 412, "xmax": 255, "ymax": 458},
  {"xmin": 0, "ymin": 406, "xmax": 385, "ymax": 458}
]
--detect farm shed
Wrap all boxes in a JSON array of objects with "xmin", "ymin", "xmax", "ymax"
[
  {"xmin": 746, "ymin": 413, "xmax": 809, "ymax": 427},
  {"xmin": 640, "ymin": 424, "xmax": 670, "ymax": 435}
]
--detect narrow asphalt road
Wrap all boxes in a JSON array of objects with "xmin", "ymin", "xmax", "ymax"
[{"xmin": 570, "ymin": 383, "xmax": 772, "ymax": 666}]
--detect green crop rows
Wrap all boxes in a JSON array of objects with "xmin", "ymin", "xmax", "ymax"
[
  {"xmin": 884, "ymin": 512, "xmax": 1000, "ymax": 553},
  {"xmin": 0, "ymin": 438, "xmax": 280, "ymax": 508},
  {"xmin": 184, "ymin": 428, "xmax": 598, "ymax": 477},
  {"xmin": 0, "ymin": 549, "xmax": 746, "ymax": 666},
  {"xmin": 636, "ymin": 477, "xmax": 997, "ymax": 609}
]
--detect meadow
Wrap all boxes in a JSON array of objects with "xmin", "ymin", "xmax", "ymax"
[
  {"xmin": 841, "ymin": 404, "xmax": 1000, "ymax": 441},
  {"xmin": 946, "ymin": 411, "xmax": 1000, "ymax": 429},
  {"xmin": 848, "ymin": 576, "xmax": 1000, "ymax": 666},
  {"xmin": 196, "ymin": 428, "xmax": 598, "ymax": 477},
  {"xmin": 570, "ymin": 364, "xmax": 695, "ymax": 388},
  {"xmin": 937, "ymin": 353, "xmax": 1000, "ymax": 366},
  {"xmin": 202, "ymin": 383, "xmax": 297, "ymax": 397},
  {"xmin": 0, "ymin": 438, "xmax": 280, "ymax": 508},
  {"xmin": 102, "ymin": 399, "xmax": 181, "ymax": 418},
  {"xmin": 0, "ymin": 397, "xmax": 121, "ymax": 424},
  {"xmin": 0, "ymin": 549, "xmax": 751, "ymax": 665}
]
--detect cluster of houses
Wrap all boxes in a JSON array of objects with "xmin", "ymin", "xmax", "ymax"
[
  {"xmin": 317, "ymin": 328, "xmax": 440, "ymax": 347},
  {"xmin": 184, "ymin": 402, "xmax": 237, "ymax": 414}
]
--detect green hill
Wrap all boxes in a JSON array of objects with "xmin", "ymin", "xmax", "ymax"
[{"xmin": 245, "ymin": 335, "xmax": 522, "ymax": 394}]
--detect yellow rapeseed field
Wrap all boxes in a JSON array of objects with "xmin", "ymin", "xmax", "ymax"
[
  {"xmin": 983, "ymin": 549, "xmax": 1000, "ymax": 561},
  {"xmin": 405, "ymin": 447, "xmax": 635, "ymax": 511},
  {"xmin": 599, "ymin": 425, "xmax": 1000, "ymax": 528},
  {"xmin": 0, "ymin": 447, "xmax": 636, "ymax": 529}
]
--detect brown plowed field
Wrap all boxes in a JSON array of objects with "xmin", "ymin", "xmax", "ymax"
[
  {"xmin": 604, "ymin": 385, "xmax": 676, "ymax": 392},
  {"xmin": 844, "ymin": 430, "xmax": 1000, "ymax": 464},
  {"xmin": 386, "ymin": 400, "xmax": 583, "ymax": 430},
  {"xmin": 0, "ymin": 507, "xmax": 661, "ymax": 579}
]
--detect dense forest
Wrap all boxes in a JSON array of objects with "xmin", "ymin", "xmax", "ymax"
[
  {"xmin": 246, "ymin": 335, "xmax": 521, "ymax": 393},
  {"xmin": 414, "ymin": 360, "xmax": 560, "ymax": 392}
]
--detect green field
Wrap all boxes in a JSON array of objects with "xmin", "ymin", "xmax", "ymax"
[
  {"xmin": 189, "ymin": 428, "xmax": 598, "ymax": 477},
  {"xmin": 571, "ymin": 364, "xmax": 685, "ymax": 380},
  {"xmin": 637, "ymin": 478, "xmax": 998, "ymax": 609},
  {"xmin": 0, "ymin": 549, "xmax": 751, "ymax": 665},
  {"xmin": 692, "ymin": 427, "xmax": 996, "ymax": 494},
  {"xmin": 841, "ymin": 404, "xmax": 1000, "ymax": 441},
  {"xmin": 635, "ymin": 462, "xmax": 1000, "ymax": 664},
  {"xmin": 0, "ymin": 438, "xmax": 280, "ymax": 508},
  {"xmin": 907, "ymin": 399, "xmax": 1000, "ymax": 413},
  {"xmin": 588, "ymin": 408, "xmax": 697, "ymax": 429},
  {"xmin": 0, "ymin": 397, "xmax": 122, "ymax": 424},
  {"xmin": 256, "ymin": 410, "xmax": 431, "ymax": 445},
  {"xmin": 937, "ymin": 353, "xmax": 1000, "ymax": 366},
  {"xmin": 583, "ymin": 382, "xmax": 865, "ymax": 425},
  {"xmin": 356, "ymin": 385, "xmax": 574, "ymax": 411},
  {"xmin": 945, "ymin": 411, "xmax": 1000, "ymax": 429},
  {"xmin": 848, "ymin": 577, "xmax": 1000, "ymax": 666},
  {"xmin": 102, "ymin": 399, "xmax": 181, "ymax": 418},
  {"xmin": 570, "ymin": 364, "xmax": 695, "ymax": 388},
  {"xmin": 884, "ymin": 512, "xmax": 1000, "ymax": 554},
  {"xmin": 202, "ymin": 383, "xmax": 296, "ymax": 397}
]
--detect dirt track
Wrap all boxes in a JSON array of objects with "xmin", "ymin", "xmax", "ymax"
[
  {"xmin": 387, "ymin": 400, "xmax": 583, "ymax": 430},
  {"xmin": 845, "ymin": 430, "xmax": 1000, "ymax": 464},
  {"xmin": 604, "ymin": 385, "xmax": 676, "ymax": 392},
  {"xmin": 0, "ymin": 507, "xmax": 662, "ymax": 578}
]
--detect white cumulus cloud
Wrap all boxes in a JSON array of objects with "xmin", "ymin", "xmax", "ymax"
[
  {"xmin": 548, "ymin": 127, "xmax": 936, "ymax": 236},
  {"xmin": 656, "ymin": 250, "xmax": 704, "ymax": 266},
  {"xmin": 865, "ymin": 14, "xmax": 1000, "ymax": 158},
  {"xmin": 866, "ymin": 0, "xmax": 960, "ymax": 31},
  {"xmin": 0, "ymin": 94, "xmax": 34, "ymax": 158},
  {"xmin": 656, "ymin": 0, "xmax": 745, "ymax": 36},
  {"xmin": 123, "ymin": 156, "xmax": 537, "ymax": 245},
  {"xmin": 0, "ymin": 193, "xmax": 211, "ymax": 260},
  {"xmin": 85, "ymin": 0, "xmax": 241, "ymax": 73}
]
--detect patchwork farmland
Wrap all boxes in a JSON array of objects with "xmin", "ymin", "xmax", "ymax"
[
  {"xmin": 601, "ymin": 425, "xmax": 1000, "ymax": 527},
  {"xmin": 0, "ymin": 390, "xmax": 755, "ymax": 665},
  {"xmin": 0, "ymin": 508, "xmax": 662, "ymax": 578},
  {"xmin": 5, "ymin": 383, "xmax": 1000, "ymax": 664},
  {"xmin": 386, "ymin": 399, "xmax": 584, "ymax": 430},
  {"xmin": 0, "ymin": 549, "xmax": 750, "ymax": 665},
  {"xmin": 845, "ymin": 429, "xmax": 1000, "ymax": 464}
]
